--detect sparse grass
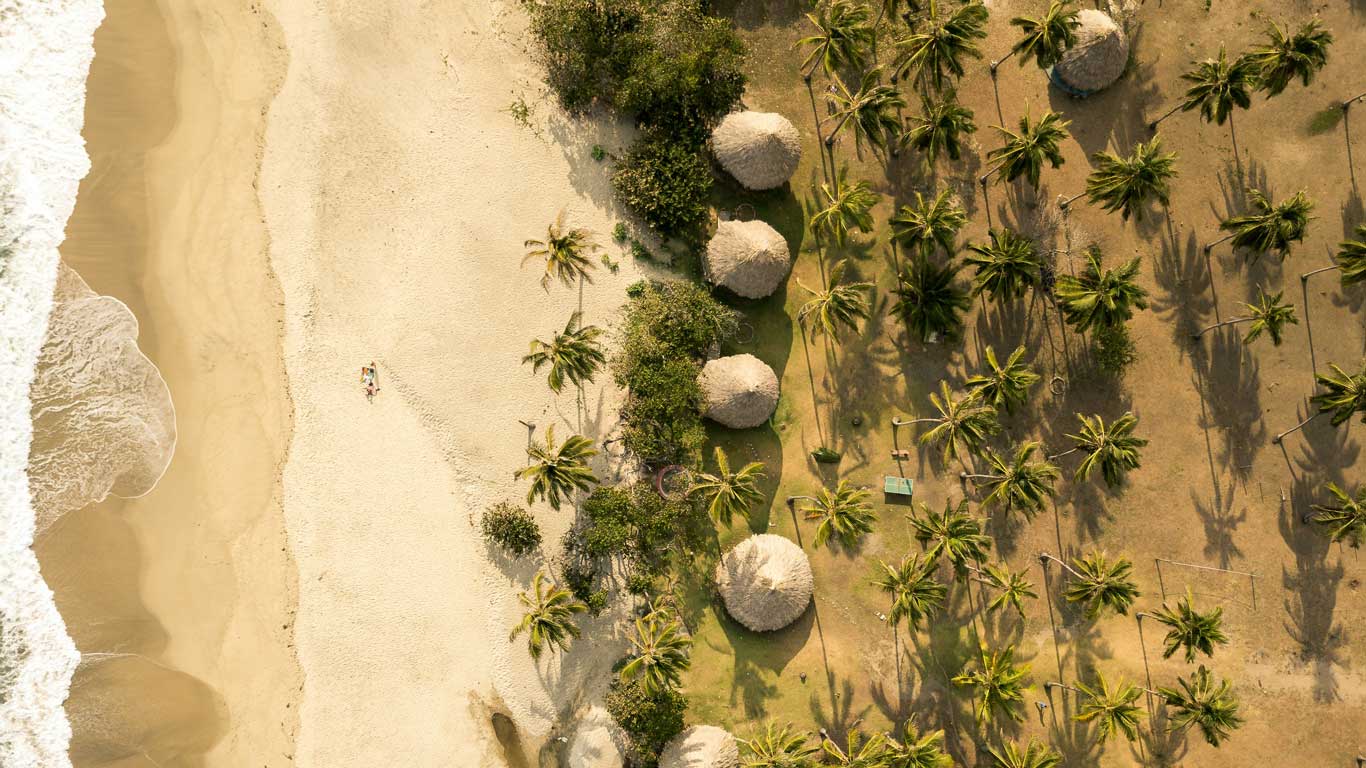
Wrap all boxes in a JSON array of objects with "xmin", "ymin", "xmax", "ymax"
[{"xmin": 1306, "ymin": 104, "xmax": 1345, "ymax": 136}]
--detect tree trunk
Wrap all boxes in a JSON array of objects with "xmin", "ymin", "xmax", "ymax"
[
  {"xmin": 1046, "ymin": 446, "xmax": 1079, "ymax": 461},
  {"xmin": 1273, "ymin": 409, "xmax": 1322, "ymax": 444},
  {"xmin": 1343, "ymin": 90, "xmax": 1366, "ymax": 110},
  {"xmin": 990, "ymin": 47, "xmax": 1018, "ymax": 76},
  {"xmin": 1135, "ymin": 613, "xmax": 1158, "ymax": 727},
  {"xmin": 1204, "ymin": 230, "xmax": 1236, "ymax": 253},
  {"xmin": 1058, "ymin": 191, "xmax": 1086, "ymax": 211},
  {"xmin": 1148, "ymin": 102, "xmax": 1184, "ymax": 131},
  {"xmin": 1192, "ymin": 316, "xmax": 1250, "ymax": 339},
  {"xmin": 1039, "ymin": 559, "xmax": 1065, "ymax": 683},
  {"xmin": 799, "ymin": 327, "xmax": 828, "ymax": 447},
  {"xmin": 1300, "ymin": 264, "xmax": 1338, "ymax": 283},
  {"xmin": 805, "ymin": 77, "xmax": 832, "ymax": 185}
]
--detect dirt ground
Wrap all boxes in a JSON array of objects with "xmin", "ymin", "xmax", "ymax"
[{"xmin": 672, "ymin": 1, "xmax": 1366, "ymax": 765}]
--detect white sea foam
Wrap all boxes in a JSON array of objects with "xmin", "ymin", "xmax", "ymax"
[{"xmin": 0, "ymin": 0, "xmax": 106, "ymax": 765}]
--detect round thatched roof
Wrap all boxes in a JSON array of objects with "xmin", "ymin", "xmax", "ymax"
[
  {"xmin": 569, "ymin": 706, "xmax": 624, "ymax": 768},
  {"xmin": 698, "ymin": 354, "xmax": 779, "ymax": 429},
  {"xmin": 704, "ymin": 220, "xmax": 791, "ymax": 299},
  {"xmin": 1052, "ymin": 9, "xmax": 1129, "ymax": 95},
  {"xmin": 715, "ymin": 534, "xmax": 813, "ymax": 632},
  {"xmin": 659, "ymin": 725, "xmax": 740, "ymax": 768},
  {"xmin": 711, "ymin": 111, "xmax": 802, "ymax": 190}
]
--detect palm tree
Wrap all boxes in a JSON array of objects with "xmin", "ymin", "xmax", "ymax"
[
  {"xmin": 1150, "ymin": 45, "xmax": 1256, "ymax": 131},
  {"xmin": 977, "ymin": 563, "xmax": 1037, "ymax": 617},
  {"xmin": 1078, "ymin": 137, "xmax": 1178, "ymax": 220},
  {"xmin": 802, "ymin": 479, "xmax": 877, "ymax": 548},
  {"xmin": 522, "ymin": 211, "xmax": 597, "ymax": 291},
  {"xmin": 689, "ymin": 446, "xmax": 766, "ymax": 527},
  {"xmin": 620, "ymin": 608, "xmax": 693, "ymax": 694},
  {"xmin": 963, "ymin": 442, "xmax": 1059, "ymax": 518},
  {"xmin": 982, "ymin": 110, "xmax": 1071, "ymax": 189},
  {"xmin": 797, "ymin": 260, "xmax": 874, "ymax": 340},
  {"xmin": 1209, "ymin": 188, "xmax": 1314, "ymax": 262},
  {"xmin": 987, "ymin": 739, "xmax": 1060, "ymax": 768},
  {"xmin": 965, "ymin": 345, "xmax": 1039, "ymax": 415},
  {"xmin": 897, "ymin": 381, "xmax": 1000, "ymax": 465},
  {"xmin": 522, "ymin": 312, "xmax": 607, "ymax": 394},
  {"xmin": 741, "ymin": 722, "xmax": 817, "ymax": 768},
  {"xmin": 826, "ymin": 67, "xmax": 906, "ymax": 157},
  {"xmin": 886, "ymin": 722, "xmax": 951, "ymax": 768},
  {"xmin": 891, "ymin": 188, "xmax": 967, "ymax": 259},
  {"xmin": 952, "ymin": 645, "xmax": 1030, "ymax": 726},
  {"xmin": 964, "ymin": 228, "xmax": 1041, "ymax": 301},
  {"xmin": 875, "ymin": 553, "xmax": 948, "ymax": 631},
  {"xmin": 1157, "ymin": 666, "xmax": 1244, "ymax": 747},
  {"xmin": 508, "ymin": 571, "xmax": 586, "ymax": 659},
  {"xmin": 1073, "ymin": 673, "xmax": 1144, "ymax": 744},
  {"xmin": 1277, "ymin": 359, "xmax": 1366, "ymax": 443},
  {"xmin": 1310, "ymin": 482, "xmax": 1366, "ymax": 548},
  {"xmin": 811, "ymin": 169, "xmax": 881, "ymax": 246},
  {"xmin": 1042, "ymin": 550, "xmax": 1139, "ymax": 618},
  {"xmin": 994, "ymin": 0, "xmax": 1080, "ymax": 74},
  {"xmin": 1192, "ymin": 287, "xmax": 1298, "ymax": 345},
  {"xmin": 820, "ymin": 730, "xmax": 891, "ymax": 767},
  {"xmin": 893, "ymin": 0, "xmax": 989, "ymax": 93},
  {"xmin": 796, "ymin": 0, "xmax": 876, "ymax": 78},
  {"xmin": 909, "ymin": 497, "xmax": 992, "ymax": 574},
  {"xmin": 1054, "ymin": 246, "xmax": 1149, "ymax": 333},
  {"xmin": 1302, "ymin": 223, "xmax": 1366, "ymax": 287},
  {"xmin": 892, "ymin": 255, "xmax": 972, "ymax": 342},
  {"xmin": 900, "ymin": 92, "xmax": 978, "ymax": 163},
  {"xmin": 1248, "ymin": 18, "xmax": 1333, "ymax": 98},
  {"xmin": 513, "ymin": 425, "xmax": 598, "ymax": 510},
  {"xmin": 1057, "ymin": 411, "xmax": 1147, "ymax": 488},
  {"xmin": 1148, "ymin": 591, "xmax": 1229, "ymax": 662}
]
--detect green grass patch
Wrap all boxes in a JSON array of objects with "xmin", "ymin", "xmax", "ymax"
[{"xmin": 1306, "ymin": 104, "xmax": 1345, "ymax": 136}]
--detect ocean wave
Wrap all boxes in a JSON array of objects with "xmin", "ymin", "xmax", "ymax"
[{"xmin": 0, "ymin": 0, "xmax": 107, "ymax": 766}]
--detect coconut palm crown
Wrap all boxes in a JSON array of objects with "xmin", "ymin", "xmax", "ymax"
[
  {"xmin": 893, "ymin": 256, "xmax": 972, "ymax": 342},
  {"xmin": 902, "ymin": 92, "xmax": 978, "ymax": 163},
  {"xmin": 980, "ymin": 563, "xmax": 1037, "ymax": 617},
  {"xmin": 987, "ymin": 739, "xmax": 1061, "ymax": 768},
  {"xmin": 1084, "ymin": 137, "xmax": 1179, "ymax": 221},
  {"xmin": 796, "ymin": 0, "xmax": 876, "ymax": 78},
  {"xmin": 509, "ymin": 571, "xmax": 586, "ymax": 660},
  {"xmin": 918, "ymin": 381, "xmax": 1001, "ymax": 465},
  {"xmin": 689, "ymin": 446, "xmax": 766, "ymax": 527},
  {"xmin": 1218, "ymin": 188, "xmax": 1314, "ymax": 262},
  {"xmin": 1179, "ymin": 45, "xmax": 1257, "ymax": 125},
  {"xmin": 964, "ymin": 228, "xmax": 1042, "ymax": 301},
  {"xmin": 965, "ymin": 345, "xmax": 1040, "ymax": 415},
  {"xmin": 1240, "ymin": 287, "xmax": 1299, "ymax": 345},
  {"xmin": 522, "ymin": 312, "xmax": 607, "ymax": 393},
  {"xmin": 1065, "ymin": 411, "xmax": 1147, "ymax": 488},
  {"xmin": 910, "ymin": 497, "xmax": 992, "ymax": 574},
  {"xmin": 741, "ymin": 722, "xmax": 818, "ymax": 768},
  {"xmin": 1311, "ymin": 360, "xmax": 1366, "ymax": 427},
  {"xmin": 887, "ymin": 722, "xmax": 952, "ymax": 768},
  {"xmin": 803, "ymin": 479, "xmax": 877, "ymax": 549},
  {"xmin": 522, "ymin": 211, "xmax": 597, "ymax": 290},
  {"xmin": 1157, "ymin": 665, "xmax": 1244, "ymax": 747},
  {"xmin": 797, "ymin": 259, "xmax": 874, "ymax": 340},
  {"xmin": 891, "ymin": 188, "xmax": 968, "ymax": 258},
  {"xmin": 811, "ymin": 168, "xmax": 881, "ymax": 246},
  {"xmin": 1006, "ymin": 0, "xmax": 1081, "ymax": 70},
  {"xmin": 1055, "ymin": 246, "xmax": 1149, "ymax": 333},
  {"xmin": 1249, "ymin": 18, "xmax": 1333, "ymax": 97},
  {"xmin": 875, "ymin": 553, "xmax": 948, "ymax": 630},
  {"xmin": 1061, "ymin": 551, "xmax": 1140, "ymax": 618},
  {"xmin": 514, "ymin": 425, "xmax": 599, "ymax": 510},
  {"xmin": 826, "ymin": 67, "xmax": 906, "ymax": 156},
  {"xmin": 972, "ymin": 441, "xmax": 1059, "ymax": 517},
  {"xmin": 986, "ymin": 110, "xmax": 1071, "ymax": 189},
  {"xmin": 893, "ymin": 0, "xmax": 990, "ymax": 93},
  {"xmin": 1310, "ymin": 481, "xmax": 1366, "ymax": 548},
  {"xmin": 620, "ymin": 607, "xmax": 693, "ymax": 694},
  {"xmin": 1074, "ymin": 673, "xmax": 1145, "ymax": 744},
  {"xmin": 952, "ymin": 645, "xmax": 1031, "ymax": 726},
  {"xmin": 1149, "ymin": 590, "xmax": 1229, "ymax": 663}
]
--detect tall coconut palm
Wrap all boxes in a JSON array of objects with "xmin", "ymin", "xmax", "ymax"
[
  {"xmin": 825, "ymin": 67, "xmax": 906, "ymax": 157},
  {"xmin": 891, "ymin": 188, "xmax": 967, "ymax": 258},
  {"xmin": 909, "ymin": 497, "xmax": 992, "ymax": 574},
  {"xmin": 1210, "ymin": 188, "xmax": 1314, "ymax": 262},
  {"xmin": 522, "ymin": 312, "xmax": 607, "ymax": 394},
  {"xmin": 1157, "ymin": 666, "xmax": 1244, "ymax": 747},
  {"xmin": 620, "ymin": 608, "xmax": 693, "ymax": 694},
  {"xmin": 797, "ymin": 0, "xmax": 876, "ymax": 78},
  {"xmin": 987, "ymin": 739, "xmax": 1060, "ymax": 768},
  {"xmin": 892, "ymin": 0, "xmax": 989, "ymax": 93},
  {"xmin": 875, "ymin": 553, "xmax": 948, "ymax": 632},
  {"xmin": 797, "ymin": 260, "xmax": 874, "ymax": 341},
  {"xmin": 952, "ymin": 645, "xmax": 1030, "ymax": 726},
  {"xmin": 1058, "ymin": 411, "xmax": 1147, "ymax": 488},
  {"xmin": 741, "ymin": 722, "xmax": 817, "ymax": 768},
  {"xmin": 1042, "ymin": 550, "xmax": 1139, "ymax": 618},
  {"xmin": 965, "ymin": 345, "xmax": 1039, "ymax": 415},
  {"xmin": 886, "ymin": 722, "xmax": 952, "ymax": 768},
  {"xmin": 514, "ymin": 425, "xmax": 598, "ymax": 510},
  {"xmin": 994, "ymin": 0, "xmax": 1080, "ymax": 74},
  {"xmin": 1310, "ymin": 481, "xmax": 1366, "ymax": 548},
  {"xmin": 1070, "ymin": 673, "xmax": 1144, "ymax": 744},
  {"xmin": 812, "ymin": 169, "xmax": 881, "ymax": 246},
  {"xmin": 964, "ymin": 228, "xmax": 1041, "ymax": 301},
  {"xmin": 1055, "ymin": 247, "xmax": 1149, "ymax": 333},
  {"xmin": 688, "ymin": 447, "xmax": 766, "ymax": 527},
  {"xmin": 509, "ymin": 571, "xmax": 586, "ymax": 659},
  {"xmin": 820, "ymin": 730, "xmax": 891, "ymax": 768},
  {"xmin": 1248, "ymin": 19, "xmax": 1333, "ymax": 98},
  {"xmin": 901, "ymin": 92, "xmax": 978, "ymax": 163},
  {"xmin": 982, "ymin": 111, "xmax": 1071, "ymax": 189},
  {"xmin": 898, "ymin": 381, "xmax": 1000, "ymax": 465},
  {"xmin": 1150, "ymin": 45, "xmax": 1256, "ymax": 131},
  {"xmin": 892, "ymin": 255, "xmax": 972, "ymax": 342},
  {"xmin": 977, "ymin": 563, "xmax": 1037, "ymax": 618},
  {"xmin": 1079, "ymin": 137, "xmax": 1179, "ymax": 220},
  {"xmin": 1302, "ymin": 223, "xmax": 1366, "ymax": 287},
  {"xmin": 1192, "ymin": 287, "xmax": 1298, "ymax": 346},
  {"xmin": 522, "ymin": 211, "xmax": 597, "ymax": 291},
  {"xmin": 802, "ymin": 479, "xmax": 877, "ymax": 548},
  {"xmin": 1277, "ymin": 359, "xmax": 1366, "ymax": 443},
  {"xmin": 963, "ymin": 442, "xmax": 1059, "ymax": 518},
  {"xmin": 1148, "ymin": 591, "xmax": 1229, "ymax": 662}
]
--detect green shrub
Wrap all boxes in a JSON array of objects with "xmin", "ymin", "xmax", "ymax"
[
  {"xmin": 605, "ymin": 677, "xmax": 687, "ymax": 767},
  {"xmin": 560, "ymin": 557, "xmax": 610, "ymax": 616},
  {"xmin": 612, "ymin": 133, "xmax": 712, "ymax": 239},
  {"xmin": 1093, "ymin": 322, "xmax": 1137, "ymax": 375},
  {"xmin": 576, "ymin": 482, "xmax": 709, "ymax": 580},
  {"xmin": 479, "ymin": 502, "xmax": 541, "ymax": 557},
  {"xmin": 525, "ymin": 0, "xmax": 649, "ymax": 115}
]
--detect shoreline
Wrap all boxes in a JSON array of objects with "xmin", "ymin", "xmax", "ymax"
[{"xmin": 43, "ymin": 0, "xmax": 301, "ymax": 764}]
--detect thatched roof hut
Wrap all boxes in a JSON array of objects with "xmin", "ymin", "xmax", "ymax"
[
  {"xmin": 1051, "ymin": 9, "xmax": 1129, "ymax": 96},
  {"xmin": 703, "ymin": 220, "xmax": 791, "ymax": 299},
  {"xmin": 568, "ymin": 706, "xmax": 624, "ymax": 768},
  {"xmin": 711, "ymin": 111, "xmax": 802, "ymax": 190},
  {"xmin": 659, "ymin": 725, "xmax": 740, "ymax": 768},
  {"xmin": 698, "ymin": 354, "xmax": 779, "ymax": 429},
  {"xmin": 715, "ymin": 534, "xmax": 813, "ymax": 632}
]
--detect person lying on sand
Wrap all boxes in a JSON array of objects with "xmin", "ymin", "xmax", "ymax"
[{"xmin": 360, "ymin": 362, "xmax": 380, "ymax": 399}]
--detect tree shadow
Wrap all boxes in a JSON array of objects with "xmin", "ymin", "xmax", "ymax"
[
  {"xmin": 1042, "ymin": 685, "xmax": 1103, "ymax": 768},
  {"xmin": 1190, "ymin": 480, "xmax": 1246, "ymax": 570},
  {"xmin": 718, "ymin": 599, "xmax": 815, "ymax": 718},
  {"xmin": 1190, "ymin": 328, "xmax": 1264, "ymax": 475},
  {"xmin": 1150, "ymin": 223, "xmax": 1212, "ymax": 347}
]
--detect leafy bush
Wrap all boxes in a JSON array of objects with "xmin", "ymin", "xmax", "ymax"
[
  {"xmin": 525, "ymin": 0, "xmax": 649, "ymax": 115},
  {"xmin": 612, "ymin": 132, "xmax": 712, "ymax": 239},
  {"xmin": 606, "ymin": 677, "xmax": 687, "ymax": 767},
  {"xmin": 576, "ymin": 482, "xmax": 710, "ymax": 580},
  {"xmin": 1093, "ymin": 322, "xmax": 1137, "ymax": 375},
  {"xmin": 479, "ymin": 502, "xmax": 541, "ymax": 557},
  {"xmin": 559, "ymin": 556, "xmax": 610, "ymax": 615}
]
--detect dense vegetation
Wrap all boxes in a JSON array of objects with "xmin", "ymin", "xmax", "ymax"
[
  {"xmin": 479, "ymin": 502, "xmax": 542, "ymax": 557},
  {"xmin": 605, "ymin": 676, "xmax": 688, "ymax": 767}
]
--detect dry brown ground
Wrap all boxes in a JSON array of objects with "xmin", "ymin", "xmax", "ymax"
[{"xmin": 677, "ymin": 1, "xmax": 1366, "ymax": 765}]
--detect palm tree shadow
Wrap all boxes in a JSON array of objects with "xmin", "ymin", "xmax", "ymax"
[
  {"xmin": 1150, "ymin": 224, "xmax": 1211, "ymax": 346},
  {"xmin": 808, "ymin": 675, "xmax": 870, "ymax": 745},
  {"xmin": 1190, "ymin": 328, "xmax": 1265, "ymax": 474},
  {"xmin": 1190, "ymin": 481, "xmax": 1246, "ymax": 569},
  {"xmin": 1278, "ymin": 476, "xmax": 1348, "ymax": 704},
  {"xmin": 717, "ymin": 601, "xmax": 813, "ymax": 718},
  {"xmin": 1042, "ymin": 686, "xmax": 1103, "ymax": 768},
  {"xmin": 1132, "ymin": 706, "xmax": 1190, "ymax": 767}
]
